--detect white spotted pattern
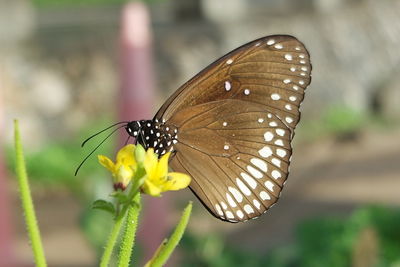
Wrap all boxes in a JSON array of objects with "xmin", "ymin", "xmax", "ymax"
[
  {"xmin": 226, "ymin": 193, "xmax": 237, "ymax": 207},
  {"xmin": 272, "ymin": 170, "xmax": 282, "ymax": 179},
  {"xmin": 215, "ymin": 204, "xmax": 223, "ymax": 216},
  {"xmin": 271, "ymin": 93, "xmax": 280, "ymax": 100},
  {"xmin": 264, "ymin": 181, "xmax": 274, "ymax": 192},
  {"xmin": 225, "ymin": 81, "xmax": 231, "ymax": 91},
  {"xmin": 276, "ymin": 148, "xmax": 287, "ymax": 158},
  {"xmin": 241, "ymin": 172, "xmax": 257, "ymax": 189},
  {"xmin": 236, "ymin": 210, "xmax": 244, "ymax": 219},
  {"xmin": 229, "ymin": 187, "xmax": 243, "ymax": 203},
  {"xmin": 244, "ymin": 204, "xmax": 255, "ymax": 214},
  {"xmin": 264, "ymin": 131, "xmax": 274, "ymax": 141},
  {"xmin": 260, "ymin": 191, "xmax": 271, "ymax": 200},
  {"xmin": 259, "ymin": 146, "xmax": 273, "ymax": 158},
  {"xmin": 236, "ymin": 178, "xmax": 251, "ymax": 196},
  {"xmin": 247, "ymin": 165, "xmax": 263, "ymax": 179},
  {"xmin": 253, "ymin": 199, "xmax": 261, "ymax": 210},
  {"xmin": 250, "ymin": 158, "xmax": 268, "ymax": 172}
]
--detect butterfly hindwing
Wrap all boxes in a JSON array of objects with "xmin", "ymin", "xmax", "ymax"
[{"xmin": 168, "ymin": 100, "xmax": 292, "ymax": 222}]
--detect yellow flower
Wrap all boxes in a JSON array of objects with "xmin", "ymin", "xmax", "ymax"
[
  {"xmin": 98, "ymin": 144, "xmax": 137, "ymax": 190},
  {"xmin": 142, "ymin": 148, "xmax": 191, "ymax": 197}
]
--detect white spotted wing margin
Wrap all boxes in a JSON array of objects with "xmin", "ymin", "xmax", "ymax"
[{"xmin": 168, "ymin": 99, "xmax": 294, "ymax": 222}]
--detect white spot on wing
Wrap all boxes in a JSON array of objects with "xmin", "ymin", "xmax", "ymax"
[
  {"xmin": 226, "ymin": 193, "xmax": 237, "ymax": 208},
  {"xmin": 264, "ymin": 131, "xmax": 274, "ymax": 141},
  {"xmin": 272, "ymin": 158, "xmax": 281, "ymax": 167},
  {"xmin": 271, "ymin": 170, "xmax": 282, "ymax": 179},
  {"xmin": 259, "ymin": 146, "xmax": 273, "ymax": 158},
  {"xmin": 271, "ymin": 93, "xmax": 280, "ymax": 100},
  {"xmin": 253, "ymin": 199, "xmax": 261, "ymax": 209},
  {"xmin": 250, "ymin": 158, "xmax": 268, "ymax": 172},
  {"xmin": 260, "ymin": 191, "xmax": 271, "ymax": 200},
  {"xmin": 226, "ymin": 59, "xmax": 233, "ymax": 64},
  {"xmin": 236, "ymin": 178, "xmax": 251, "ymax": 196},
  {"xmin": 264, "ymin": 181, "xmax": 275, "ymax": 192},
  {"xmin": 244, "ymin": 204, "xmax": 255, "ymax": 214},
  {"xmin": 274, "ymin": 139, "xmax": 284, "ymax": 146},
  {"xmin": 247, "ymin": 166, "xmax": 263, "ymax": 179},
  {"xmin": 236, "ymin": 210, "xmax": 244, "ymax": 219},
  {"xmin": 241, "ymin": 172, "xmax": 257, "ymax": 189},
  {"xmin": 215, "ymin": 204, "xmax": 223, "ymax": 216},
  {"xmin": 285, "ymin": 117, "xmax": 294, "ymax": 124},
  {"xmin": 226, "ymin": 211, "xmax": 234, "ymax": 219},
  {"xmin": 229, "ymin": 187, "xmax": 243, "ymax": 203},
  {"xmin": 220, "ymin": 201, "xmax": 227, "ymax": 210},
  {"xmin": 276, "ymin": 148, "xmax": 287, "ymax": 158},
  {"xmin": 225, "ymin": 81, "xmax": 231, "ymax": 91}
]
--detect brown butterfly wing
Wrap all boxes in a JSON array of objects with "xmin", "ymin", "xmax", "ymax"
[{"xmin": 155, "ymin": 35, "xmax": 312, "ymax": 222}]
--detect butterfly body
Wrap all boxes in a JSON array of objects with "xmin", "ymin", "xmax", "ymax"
[{"xmin": 126, "ymin": 35, "xmax": 311, "ymax": 222}]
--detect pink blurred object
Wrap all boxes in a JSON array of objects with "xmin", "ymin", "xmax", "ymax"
[
  {"xmin": 0, "ymin": 94, "xmax": 17, "ymax": 266},
  {"xmin": 118, "ymin": 2, "xmax": 171, "ymax": 264}
]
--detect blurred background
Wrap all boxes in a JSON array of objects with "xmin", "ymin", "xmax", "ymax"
[{"xmin": 1, "ymin": 0, "xmax": 400, "ymax": 266}]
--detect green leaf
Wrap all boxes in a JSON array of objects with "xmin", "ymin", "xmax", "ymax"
[
  {"xmin": 93, "ymin": 199, "xmax": 116, "ymax": 215},
  {"xmin": 111, "ymin": 191, "xmax": 129, "ymax": 203},
  {"xmin": 146, "ymin": 202, "xmax": 192, "ymax": 267}
]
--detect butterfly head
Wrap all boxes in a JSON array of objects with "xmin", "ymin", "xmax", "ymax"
[{"xmin": 125, "ymin": 121, "xmax": 142, "ymax": 137}]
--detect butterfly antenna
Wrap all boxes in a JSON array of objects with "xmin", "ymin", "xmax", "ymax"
[
  {"xmin": 124, "ymin": 135, "xmax": 131, "ymax": 146},
  {"xmin": 81, "ymin": 121, "xmax": 128, "ymax": 147},
  {"xmin": 75, "ymin": 124, "xmax": 126, "ymax": 176}
]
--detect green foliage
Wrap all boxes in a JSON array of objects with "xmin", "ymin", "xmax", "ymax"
[
  {"xmin": 180, "ymin": 206, "xmax": 400, "ymax": 267},
  {"xmin": 5, "ymin": 121, "xmax": 114, "ymax": 195},
  {"xmin": 93, "ymin": 199, "xmax": 116, "ymax": 215},
  {"xmin": 322, "ymin": 106, "xmax": 364, "ymax": 136},
  {"xmin": 298, "ymin": 105, "xmax": 366, "ymax": 141},
  {"xmin": 180, "ymin": 233, "xmax": 269, "ymax": 267}
]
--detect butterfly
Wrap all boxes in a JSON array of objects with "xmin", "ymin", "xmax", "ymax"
[{"xmin": 82, "ymin": 35, "xmax": 311, "ymax": 223}]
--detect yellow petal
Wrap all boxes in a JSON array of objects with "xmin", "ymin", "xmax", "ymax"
[
  {"xmin": 163, "ymin": 172, "xmax": 191, "ymax": 191},
  {"xmin": 117, "ymin": 144, "xmax": 136, "ymax": 166},
  {"xmin": 155, "ymin": 152, "xmax": 170, "ymax": 181},
  {"xmin": 142, "ymin": 179, "xmax": 162, "ymax": 197},
  {"xmin": 143, "ymin": 148, "xmax": 158, "ymax": 178},
  {"xmin": 98, "ymin": 155, "xmax": 115, "ymax": 173},
  {"xmin": 115, "ymin": 165, "xmax": 134, "ymax": 187}
]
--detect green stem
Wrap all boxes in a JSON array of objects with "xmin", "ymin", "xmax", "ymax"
[
  {"xmin": 100, "ymin": 213, "xmax": 125, "ymax": 267},
  {"xmin": 14, "ymin": 120, "xmax": 47, "ymax": 267},
  {"xmin": 117, "ymin": 194, "xmax": 141, "ymax": 267},
  {"xmin": 147, "ymin": 202, "xmax": 192, "ymax": 267}
]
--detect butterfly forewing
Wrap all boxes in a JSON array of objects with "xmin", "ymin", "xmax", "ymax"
[{"xmin": 154, "ymin": 35, "xmax": 311, "ymax": 222}]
